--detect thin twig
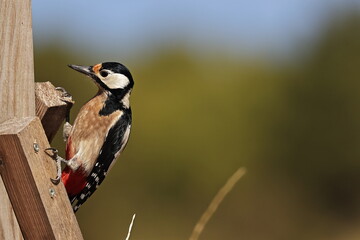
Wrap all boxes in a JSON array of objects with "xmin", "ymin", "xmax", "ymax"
[
  {"xmin": 189, "ymin": 167, "xmax": 246, "ymax": 240},
  {"xmin": 125, "ymin": 214, "xmax": 136, "ymax": 240}
]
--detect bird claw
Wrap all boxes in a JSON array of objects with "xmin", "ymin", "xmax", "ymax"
[
  {"xmin": 50, "ymin": 176, "xmax": 61, "ymax": 185},
  {"xmin": 55, "ymin": 87, "xmax": 72, "ymax": 98},
  {"xmin": 45, "ymin": 147, "xmax": 62, "ymax": 185},
  {"xmin": 45, "ymin": 147, "xmax": 59, "ymax": 159}
]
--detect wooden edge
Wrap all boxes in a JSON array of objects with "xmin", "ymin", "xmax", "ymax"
[{"xmin": 0, "ymin": 117, "xmax": 83, "ymax": 240}]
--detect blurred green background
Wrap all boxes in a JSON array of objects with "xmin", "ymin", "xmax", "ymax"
[{"xmin": 33, "ymin": 1, "xmax": 360, "ymax": 239}]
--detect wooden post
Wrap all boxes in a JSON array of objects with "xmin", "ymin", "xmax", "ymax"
[
  {"xmin": 0, "ymin": 0, "xmax": 83, "ymax": 239},
  {"xmin": 0, "ymin": 0, "xmax": 35, "ymax": 123},
  {"xmin": 0, "ymin": 1, "xmax": 35, "ymax": 239}
]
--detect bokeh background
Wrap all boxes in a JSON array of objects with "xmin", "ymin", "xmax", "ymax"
[{"xmin": 32, "ymin": 1, "xmax": 360, "ymax": 239}]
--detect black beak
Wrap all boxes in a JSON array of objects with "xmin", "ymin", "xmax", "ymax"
[{"xmin": 68, "ymin": 64, "xmax": 94, "ymax": 77}]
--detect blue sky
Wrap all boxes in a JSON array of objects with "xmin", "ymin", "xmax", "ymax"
[{"xmin": 32, "ymin": 0, "xmax": 360, "ymax": 57}]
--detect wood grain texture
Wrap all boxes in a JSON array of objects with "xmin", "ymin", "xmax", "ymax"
[
  {"xmin": 0, "ymin": 117, "xmax": 83, "ymax": 240},
  {"xmin": 0, "ymin": 178, "xmax": 24, "ymax": 240},
  {"xmin": 0, "ymin": 0, "xmax": 35, "ymax": 124},
  {"xmin": 35, "ymin": 82, "xmax": 74, "ymax": 142},
  {"xmin": 0, "ymin": 0, "xmax": 35, "ymax": 238}
]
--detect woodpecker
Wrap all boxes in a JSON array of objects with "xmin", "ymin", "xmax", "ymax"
[{"xmin": 47, "ymin": 62, "xmax": 134, "ymax": 212}]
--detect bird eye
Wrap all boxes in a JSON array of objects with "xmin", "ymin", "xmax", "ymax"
[{"xmin": 100, "ymin": 71, "xmax": 108, "ymax": 78}]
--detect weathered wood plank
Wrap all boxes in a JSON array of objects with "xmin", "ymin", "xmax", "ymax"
[
  {"xmin": 0, "ymin": 117, "xmax": 83, "ymax": 240},
  {"xmin": 0, "ymin": 178, "xmax": 24, "ymax": 240},
  {"xmin": 35, "ymin": 82, "xmax": 74, "ymax": 142},
  {"xmin": 0, "ymin": 0, "xmax": 35, "ymax": 237},
  {"xmin": 0, "ymin": 0, "xmax": 35, "ymax": 124}
]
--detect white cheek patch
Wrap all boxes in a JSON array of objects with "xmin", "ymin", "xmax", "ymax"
[{"xmin": 102, "ymin": 73, "xmax": 129, "ymax": 89}]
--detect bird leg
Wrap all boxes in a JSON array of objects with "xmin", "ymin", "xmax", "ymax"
[
  {"xmin": 45, "ymin": 147, "xmax": 80, "ymax": 184},
  {"xmin": 45, "ymin": 148, "xmax": 63, "ymax": 184}
]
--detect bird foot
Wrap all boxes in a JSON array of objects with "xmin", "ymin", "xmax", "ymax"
[
  {"xmin": 45, "ymin": 147, "xmax": 66, "ymax": 185},
  {"xmin": 55, "ymin": 87, "xmax": 72, "ymax": 98}
]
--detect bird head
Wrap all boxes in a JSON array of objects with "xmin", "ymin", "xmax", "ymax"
[{"xmin": 68, "ymin": 62, "xmax": 134, "ymax": 99}]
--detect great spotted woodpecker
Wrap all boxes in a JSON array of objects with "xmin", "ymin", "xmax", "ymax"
[{"xmin": 47, "ymin": 62, "xmax": 134, "ymax": 212}]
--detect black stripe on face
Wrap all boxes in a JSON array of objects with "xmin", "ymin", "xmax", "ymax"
[
  {"xmin": 92, "ymin": 72, "xmax": 132, "ymax": 101},
  {"xmin": 92, "ymin": 74, "xmax": 111, "ymax": 90}
]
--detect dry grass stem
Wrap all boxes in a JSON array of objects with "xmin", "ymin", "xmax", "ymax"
[
  {"xmin": 125, "ymin": 214, "xmax": 136, "ymax": 240},
  {"xmin": 189, "ymin": 167, "xmax": 247, "ymax": 240}
]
